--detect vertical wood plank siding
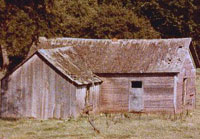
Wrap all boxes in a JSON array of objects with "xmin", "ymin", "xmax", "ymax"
[
  {"xmin": 0, "ymin": 54, "xmax": 89, "ymax": 119},
  {"xmin": 0, "ymin": 48, "xmax": 196, "ymax": 118},
  {"xmin": 76, "ymin": 87, "xmax": 87, "ymax": 114},
  {"xmin": 99, "ymin": 75, "xmax": 175, "ymax": 113},
  {"xmin": 75, "ymin": 84, "xmax": 100, "ymax": 115},
  {"xmin": 91, "ymin": 85, "xmax": 100, "ymax": 113},
  {"xmin": 176, "ymin": 52, "xmax": 196, "ymax": 113}
]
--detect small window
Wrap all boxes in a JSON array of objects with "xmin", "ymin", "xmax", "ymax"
[{"xmin": 131, "ymin": 81, "xmax": 142, "ymax": 88}]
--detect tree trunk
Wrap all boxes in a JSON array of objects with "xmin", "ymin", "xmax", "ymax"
[{"xmin": 0, "ymin": 44, "xmax": 9, "ymax": 71}]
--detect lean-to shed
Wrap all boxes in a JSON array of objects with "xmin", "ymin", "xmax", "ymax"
[{"xmin": 1, "ymin": 38, "xmax": 197, "ymax": 119}]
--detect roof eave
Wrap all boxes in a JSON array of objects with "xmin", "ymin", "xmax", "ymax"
[{"xmin": 36, "ymin": 51, "xmax": 102, "ymax": 86}]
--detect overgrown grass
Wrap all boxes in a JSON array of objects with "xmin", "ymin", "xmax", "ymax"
[
  {"xmin": 1, "ymin": 112, "xmax": 200, "ymax": 139},
  {"xmin": 0, "ymin": 70, "xmax": 200, "ymax": 139}
]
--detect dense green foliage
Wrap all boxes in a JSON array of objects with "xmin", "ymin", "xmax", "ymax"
[
  {"xmin": 132, "ymin": 0, "xmax": 200, "ymax": 56},
  {"xmin": 0, "ymin": 0, "xmax": 200, "ymax": 69},
  {"xmin": 0, "ymin": 0, "xmax": 58, "ymax": 57}
]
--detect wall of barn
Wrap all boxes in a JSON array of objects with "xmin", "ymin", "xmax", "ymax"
[
  {"xmin": 89, "ymin": 84, "xmax": 100, "ymax": 113},
  {"xmin": 76, "ymin": 84, "xmax": 100, "ymax": 114},
  {"xmin": 176, "ymin": 54, "xmax": 196, "ymax": 113},
  {"xmin": 1, "ymin": 54, "xmax": 80, "ymax": 119},
  {"xmin": 98, "ymin": 74, "xmax": 175, "ymax": 113}
]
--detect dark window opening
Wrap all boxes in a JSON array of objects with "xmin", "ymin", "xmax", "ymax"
[{"xmin": 131, "ymin": 81, "xmax": 142, "ymax": 88}]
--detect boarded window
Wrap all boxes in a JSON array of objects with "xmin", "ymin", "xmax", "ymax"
[{"xmin": 131, "ymin": 81, "xmax": 142, "ymax": 88}]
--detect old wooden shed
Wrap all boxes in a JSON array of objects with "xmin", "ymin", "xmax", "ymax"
[
  {"xmin": 1, "ymin": 38, "xmax": 197, "ymax": 119},
  {"xmin": 0, "ymin": 48, "xmax": 102, "ymax": 119}
]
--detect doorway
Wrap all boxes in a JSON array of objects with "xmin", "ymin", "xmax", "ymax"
[{"xmin": 129, "ymin": 81, "xmax": 144, "ymax": 112}]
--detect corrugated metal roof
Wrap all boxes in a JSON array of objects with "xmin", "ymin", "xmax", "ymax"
[{"xmin": 37, "ymin": 38, "xmax": 191, "ymax": 75}]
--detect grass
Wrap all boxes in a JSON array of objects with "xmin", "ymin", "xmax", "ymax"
[
  {"xmin": 1, "ymin": 113, "xmax": 200, "ymax": 139},
  {"xmin": 0, "ymin": 71, "xmax": 200, "ymax": 139}
]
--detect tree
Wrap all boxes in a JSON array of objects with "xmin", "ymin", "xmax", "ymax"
[
  {"xmin": 52, "ymin": 0, "xmax": 160, "ymax": 39},
  {"xmin": 131, "ymin": 0, "xmax": 200, "ymax": 63},
  {"xmin": 90, "ymin": 4, "xmax": 160, "ymax": 39},
  {"xmin": 0, "ymin": 0, "xmax": 60, "ymax": 70},
  {"xmin": 0, "ymin": 0, "xmax": 170, "ymax": 71}
]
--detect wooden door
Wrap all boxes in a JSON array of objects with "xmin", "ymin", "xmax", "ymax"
[{"xmin": 129, "ymin": 81, "xmax": 144, "ymax": 112}]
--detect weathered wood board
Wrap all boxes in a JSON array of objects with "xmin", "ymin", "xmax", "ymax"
[
  {"xmin": 98, "ymin": 75, "xmax": 175, "ymax": 113},
  {"xmin": 0, "ymin": 54, "xmax": 96, "ymax": 119},
  {"xmin": 176, "ymin": 52, "xmax": 196, "ymax": 113}
]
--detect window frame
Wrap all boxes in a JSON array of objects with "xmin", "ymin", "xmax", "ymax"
[{"xmin": 131, "ymin": 81, "xmax": 143, "ymax": 88}]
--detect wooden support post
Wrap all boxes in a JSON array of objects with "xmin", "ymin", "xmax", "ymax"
[{"xmin": 173, "ymin": 75, "xmax": 177, "ymax": 114}]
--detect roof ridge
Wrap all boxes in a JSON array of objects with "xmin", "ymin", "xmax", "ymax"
[{"xmin": 40, "ymin": 36, "xmax": 192, "ymax": 41}]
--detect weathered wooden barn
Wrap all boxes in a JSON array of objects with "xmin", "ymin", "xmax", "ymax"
[
  {"xmin": 0, "ymin": 48, "xmax": 102, "ymax": 119},
  {"xmin": 0, "ymin": 38, "xmax": 197, "ymax": 119}
]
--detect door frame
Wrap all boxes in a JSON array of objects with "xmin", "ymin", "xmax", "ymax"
[{"xmin": 128, "ymin": 80, "xmax": 144, "ymax": 112}]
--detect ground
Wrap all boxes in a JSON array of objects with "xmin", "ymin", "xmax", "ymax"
[{"xmin": 0, "ymin": 70, "xmax": 200, "ymax": 139}]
